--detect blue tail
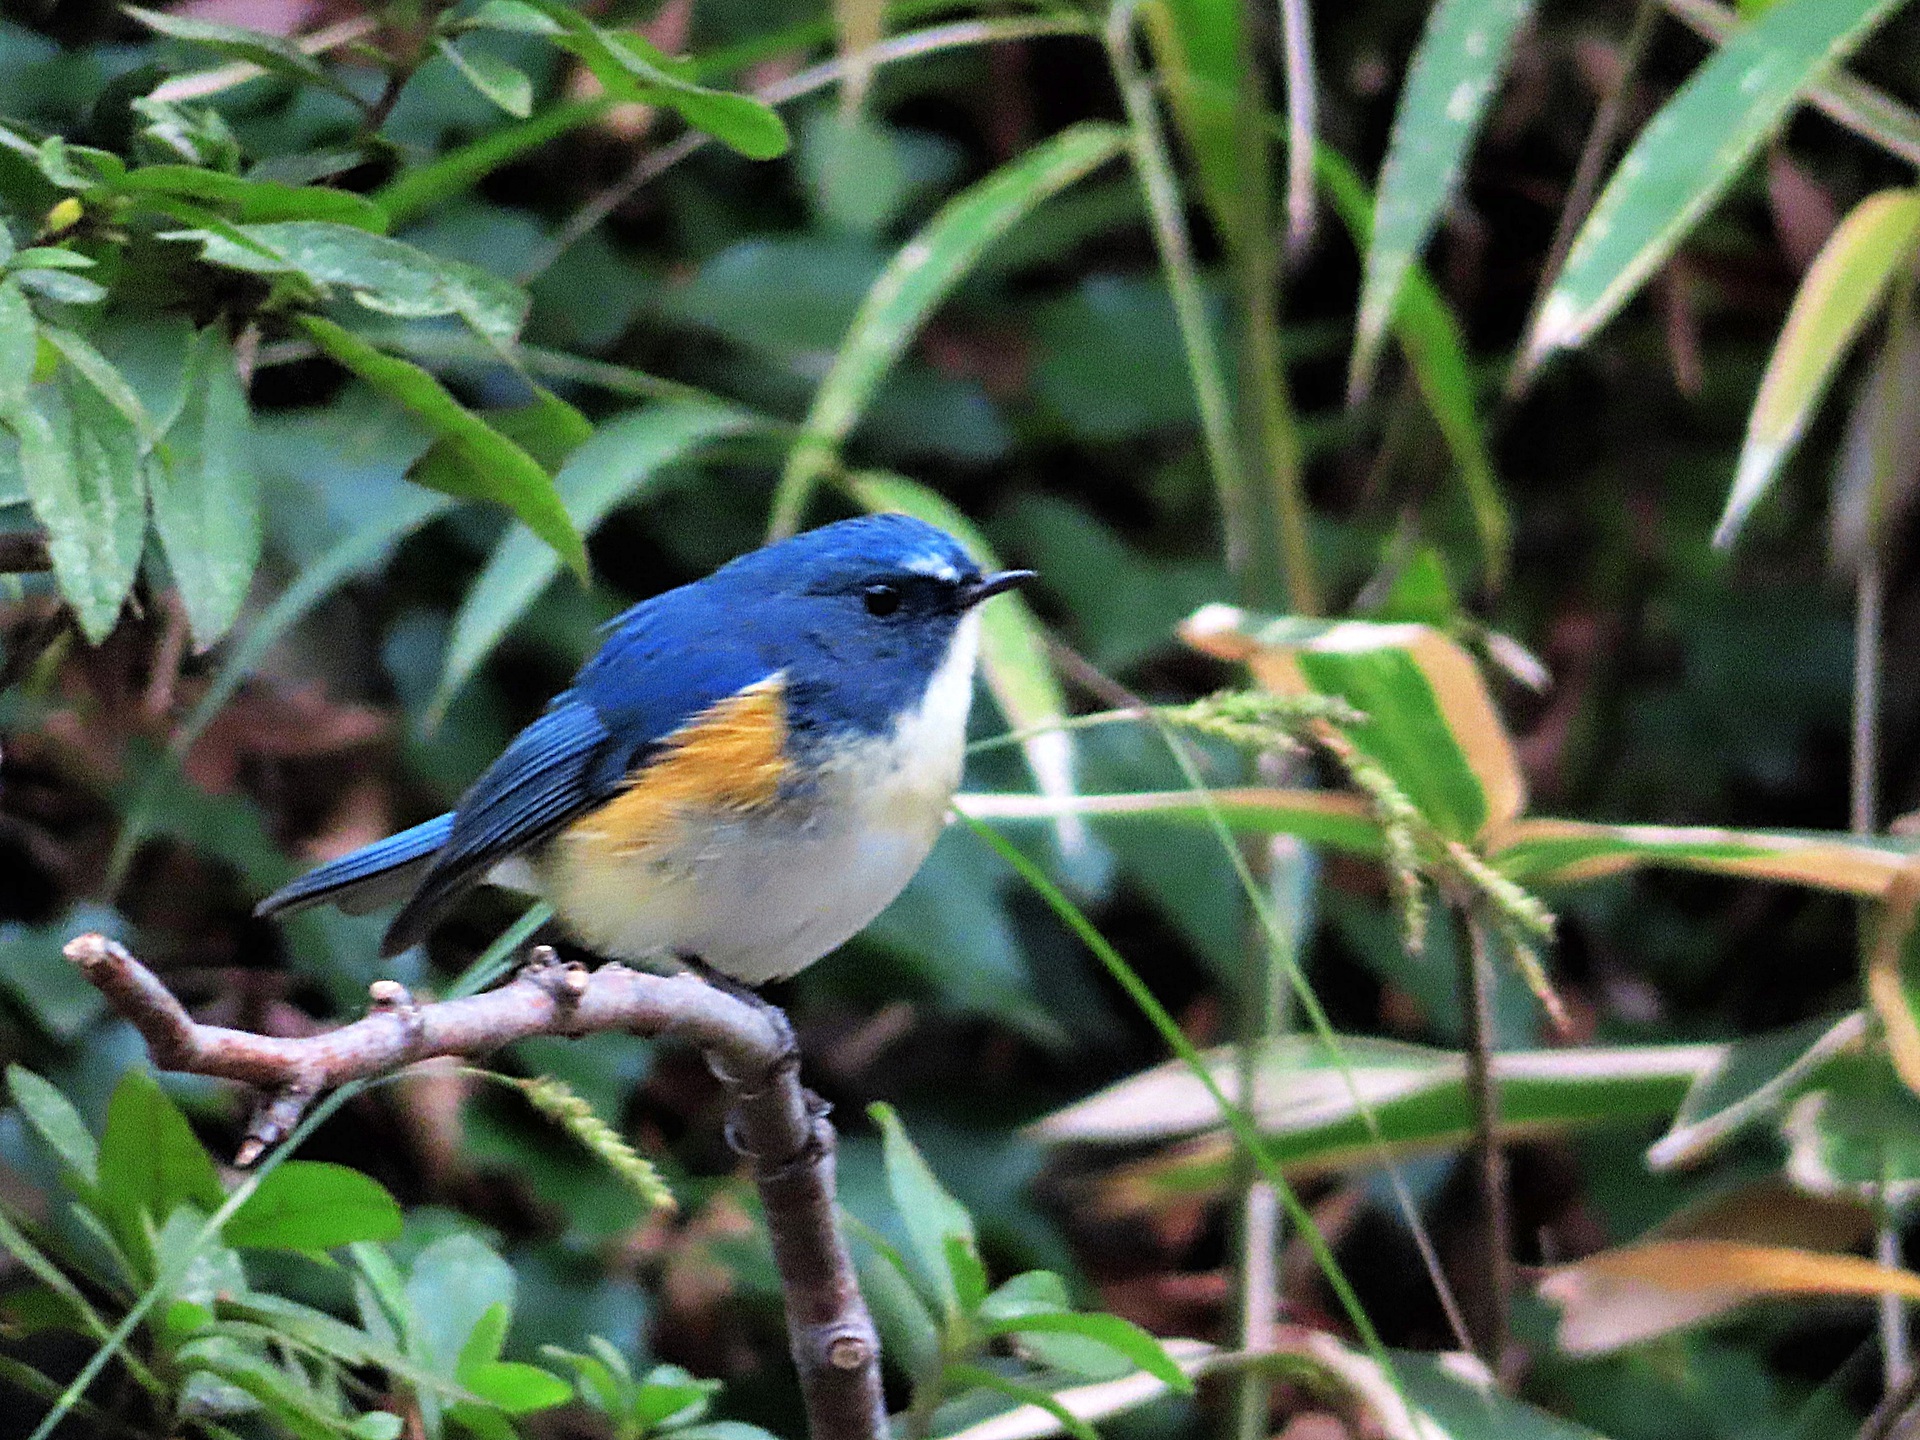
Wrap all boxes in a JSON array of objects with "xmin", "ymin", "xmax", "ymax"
[{"xmin": 256, "ymin": 814, "xmax": 455, "ymax": 920}]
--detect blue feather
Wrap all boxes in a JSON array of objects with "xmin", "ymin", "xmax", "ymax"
[{"xmin": 255, "ymin": 813, "xmax": 454, "ymax": 919}]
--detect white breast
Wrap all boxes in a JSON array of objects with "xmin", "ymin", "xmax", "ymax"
[{"xmin": 538, "ymin": 611, "xmax": 981, "ymax": 983}]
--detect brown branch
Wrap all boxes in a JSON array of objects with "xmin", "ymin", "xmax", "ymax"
[
  {"xmin": 64, "ymin": 935, "xmax": 888, "ymax": 1440},
  {"xmin": 1457, "ymin": 910, "xmax": 1512, "ymax": 1381}
]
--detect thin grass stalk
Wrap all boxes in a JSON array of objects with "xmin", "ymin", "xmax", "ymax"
[
  {"xmin": 1106, "ymin": 0, "xmax": 1259, "ymax": 592},
  {"xmin": 1274, "ymin": 0, "xmax": 1318, "ymax": 260},
  {"xmin": 1041, "ymin": 645, "xmax": 1476, "ymax": 1354},
  {"xmin": 1460, "ymin": 910, "xmax": 1513, "ymax": 1378},
  {"xmin": 1231, "ymin": 0, "xmax": 1319, "ymax": 613}
]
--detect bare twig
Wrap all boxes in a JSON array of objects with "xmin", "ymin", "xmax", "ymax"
[
  {"xmin": 1458, "ymin": 910, "xmax": 1512, "ymax": 1379},
  {"xmin": 65, "ymin": 935, "xmax": 887, "ymax": 1440}
]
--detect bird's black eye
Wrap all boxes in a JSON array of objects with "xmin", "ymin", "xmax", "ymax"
[{"xmin": 862, "ymin": 583, "xmax": 902, "ymax": 617}]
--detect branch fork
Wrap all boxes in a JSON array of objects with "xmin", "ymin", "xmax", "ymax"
[{"xmin": 62, "ymin": 933, "xmax": 887, "ymax": 1440}]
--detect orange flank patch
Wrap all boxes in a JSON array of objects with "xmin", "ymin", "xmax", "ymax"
[{"xmin": 569, "ymin": 677, "xmax": 790, "ymax": 854}]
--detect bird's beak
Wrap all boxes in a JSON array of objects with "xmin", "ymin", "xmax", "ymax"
[{"xmin": 962, "ymin": 569, "xmax": 1036, "ymax": 608}]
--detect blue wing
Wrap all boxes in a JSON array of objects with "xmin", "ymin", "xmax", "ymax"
[{"xmin": 255, "ymin": 813, "xmax": 454, "ymax": 919}]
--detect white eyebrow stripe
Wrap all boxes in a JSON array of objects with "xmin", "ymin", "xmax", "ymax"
[{"xmin": 902, "ymin": 553, "xmax": 962, "ymax": 581}]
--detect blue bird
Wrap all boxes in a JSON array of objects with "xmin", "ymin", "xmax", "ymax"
[{"xmin": 256, "ymin": 514, "xmax": 1033, "ymax": 985}]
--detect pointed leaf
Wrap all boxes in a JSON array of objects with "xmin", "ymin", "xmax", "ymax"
[
  {"xmin": 0, "ymin": 281, "xmax": 34, "ymax": 409},
  {"xmin": 431, "ymin": 401, "xmax": 752, "ymax": 718},
  {"xmin": 934, "ymin": 1341, "xmax": 1219, "ymax": 1440},
  {"xmin": 1523, "ymin": 0, "xmax": 1910, "ymax": 377},
  {"xmin": 1717, "ymin": 188, "xmax": 1920, "ymax": 547},
  {"xmin": 297, "ymin": 315, "xmax": 587, "ymax": 582},
  {"xmin": 126, "ymin": 6, "xmax": 359, "ymax": 101},
  {"xmin": 224, "ymin": 1162, "xmax": 403, "ymax": 1251},
  {"xmin": 434, "ymin": 39, "xmax": 533, "ymax": 119},
  {"xmin": 150, "ymin": 325, "xmax": 260, "ymax": 648},
  {"xmin": 1494, "ymin": 816, "xmax": 1920, "ymax": 895},
  {"xmin": 870, "ymin": 1101, "xmax": 975, "ymax": 1319},
  {"xmin": 7, "ymin": 373, "xmax": 146, "ymax": 642},
  {"xmin": 96, "ymin": 1070, "xmax": 224, "ymax": 1247},
  {"xmin": 1351, "ymin": 0, "xmax": 1537, "ymax": 392},
  {"xmin": 8, "ymin": 1066, "xmax": 98, "ymax": 1187},
  {"xmin": 115, "ymin": 166, "xmax": 389, "ymax": 231},
  {"xmin": 957, "ymin": 788, "xmax": 1387, "ymax": 860},
  {"xmin": 979, "ymin": 1312, "xmax": 1193, "ymax": 1393}
]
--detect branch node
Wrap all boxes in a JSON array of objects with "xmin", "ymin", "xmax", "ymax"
[
  {"xmin": 367, "ymin": 979, "xmax": 412, "ymax": 1010},
  {"xmin": 829, "ymin": 1334, "xmax": 872, "ymax": 1371}
]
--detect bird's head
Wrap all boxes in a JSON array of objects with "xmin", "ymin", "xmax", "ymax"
[{"xmin": 709, "ymin": 513, "xmax": 1035, "ymax": 737}]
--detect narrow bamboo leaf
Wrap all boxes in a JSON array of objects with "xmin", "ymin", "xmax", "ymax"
[
  {"xmin": 0, "ymin": 281, "xmax": 33, "ymax": 408},
  {"xmin": 297, "ymin": 315, "xmax": 587, "ymax": 582},
  {"xmin": 1034, "ymin": 1035, "xmax": 1718, "ymax": 1153},
  {"xmin": 434, "ymin": 38, "xmax": 533, "ymax": 119},
  {"xmin": 1647, "ymin": 1013, "xmax": 1865, "ymax": 1170},
  {"xmin": 164, "ymin": 222, "xmax": 529, "ymax": 344},
  {"xmin": 1181, "ymin": 607, "xmax": 1525, "ymax": 840},
  {"xmin": 1522, "ymin": 0, "xmax": 1910, "ymax": 378},
  {"xmin": 773, "ymin": 122, "xmax": 1126, "ymax": 531},
  {"xmin": 224, "ymin": 1162, "xmax": 403, "ymax": 1251},
  {"xmin": 511, "ymin": 0, "xmax": 789, "ymax": 160},
  {"xmin": 1494, "ymin": 816, "xmax": 1920, "ymax": 895},
  {"xmin": 431, "ymin": 402, "xmax": 752, "ymax": 720},
  {"xmin": 1139, "ymin": 0, "xmax": 1246, "ymax": 251},
  {"xmin": 7, "ymin": 374, "xmax": 146, "ymax": 642},
  {"xmin": 115, "ymin": 165, "xmax": 389, "ymax": 231},
  {"xmin": 1829, "ymin": 311, "xmax": 1920, "ymax": 571},
  {"xmin": 957, "ymin": 788, "xmax": 1386, "ymax": 860},
  {"xmin": 1316, "ymin": 145, "xmax": 1508, "ymax": 588},
  {"xmin": 935, "ymin": 1341, "xmax": 1219, "ymax": 1440},
  {"xmin": 125, "ymin": 6, "xmax": 359, "ymax": 103},
  {"xmin": 843, "ymin": 470, "xmax": 1090, "ymax": 865},
  {"xmin": 1351, "ymin": 0, "xmax": 1537, "ymax": 394},
  {"xmin": 1543, "ymin": 1241, "xmax": 1920, "ymax": 1353},
  {"xmin": 8, "ymin": 1065, "xmax": 99, "ymax": 1186},
  {"xmin": 149, "ymin": 326, "xmax": 260, "ymax": 649},
  {"xmin": 1865, "ymin": 869, "xmax": 1920, "ymax": 1094},
  {"xmin": 870, "ymin": 1101, "xmax": 976, "ymax": 1319},
  {"xmin": 1716, "ymin": 188, "xmax": 1920, "ymax": 547}
]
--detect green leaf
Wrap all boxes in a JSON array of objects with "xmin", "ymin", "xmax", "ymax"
[
  {"xmin": 0, "ymin": 281, "xmax": 33, "ymax": 408},
  {"xmin": 1716, "ymin": 188, "xmax": 1920, "ymax": 547},
  {"xmin": 1350, "ymin": 0, "xmax": 1537, "ymax": 393},
  {"xmin": 941, "ymin": 1365, "xmax": 1101, "ymax": 1440},
  {"xmin": 842, "ymin": 471, "xmax": 1090, "ymax": 868},
  {"xmin": 13, "ymin": 269, "xmax": 108, "ymax": 305},
  {"xmin": 39, "ymin": 326, "xmax": 162, "ymax": 448},
  {"xmin": 125, "ymin": 6, "xmax": 358, "ymax": 103},
  {"xmin": 978, "ymin": 1270, "xmax": 1071, "ymax": 1324},
  {"xmin": 8, "ymin": 247, "xmax": 99, "ymax": 273},
  {"xmin": 149, "ymin": 325, "xmax": 260, "ymax": 649},
  {"xmin": 772, "ymin": 122, "xmax": 1127, "ymax": 531},
  {"xmin": 434, "ymin": 38, "xmax": 534, "ymax": 119},
  {"xmin": 373, "ymin": 100, "xmax": 613, "ymax": 229},
  {"xmin": 8, "ymin": 1066, "xmax": 98, "ymax": 1186},
  {"xmin": 1315, "ymin": 145, "xmax": 1507, "ymax": 589},
  {"xmin": 848, "ymin": 1218, "xmax": 942, "ymax": 1380},
  {"xmin": 165, "ymin": 222, "xmax": 529, "ymax": 344},
  {"xmin": 96, "ymin": 1070, "xmax": 224, "ymax": 1251},
  {"xmin": 460, "ymin": 1360, "xmax": 571, "ymax": 1415},
  {"xmin": 870, "ymin": 1101, "xmax": 977, "ymax": 1320},
  {"xmin": 224, "ymin": 1162, "xmax": 403, "ymax": 1251},
  {"xmin": 7, "ymin": 372, "xmax": 146, "ymax": 642},
  {"xmin": 297, "ymin": 315, "xmax": 587, "ymax": 582},
  {"xmin": 351, "ymin": 1414, "xmax": 404, "ymax": 1440},
  {"xmin": 979, "ymin": 1312, "xmax": 1194, "ymax": 1393},
  {"xmin": 405, "ymin": 1232, "xmax": 516, "ymax": 1377},
  {"xmin": 116, "ymin": 166, "xmax": 389, "ymax": 231},
  {"xmin": 1648, "ymin": 1013, "xmax": 1864, "ymax": 1170},
  {"xmin": 511, "ymin": 0, "xmax": 789, "ymax": 159},
  {"xmin": 1491, "ymin": 817, "xmax": 1919, "ymax": 894},
  {"xmin": 430, "ymin": 401, "xmax": 751, "ymax": 720},
  {"xmin": 1521, "ymin": 0, "xmax": 1911, "ymax": 377},
  {"xmin": 934, "ymin": 1341, "xmax": 1219, "ymax": 1440}
]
